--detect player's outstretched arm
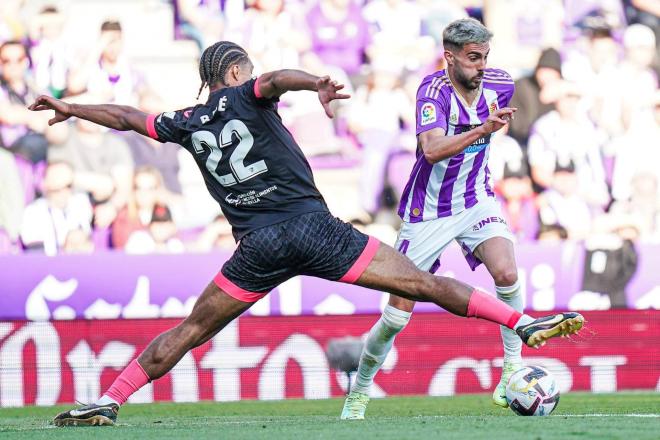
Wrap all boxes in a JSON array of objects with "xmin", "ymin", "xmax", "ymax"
[
  {"xmin": 28, "ymin": 95, "xmax": 152, "ymax": 137},
  {"xmin": 420, "ymin": 107, "xmax": 517, "ymax": 163},
  {"xmin": 256, "ymin": 70, "xmax": 350, "ymax": 118}
]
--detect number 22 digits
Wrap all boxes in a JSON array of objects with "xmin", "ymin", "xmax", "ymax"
[{"xmin": 191, "ymin": 119, "xmax": 267, "ymax": 187}]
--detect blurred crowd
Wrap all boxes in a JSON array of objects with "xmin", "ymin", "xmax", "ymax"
[{"xmin": 0, "ymin": 0, "xmax": 658, "ymax": 256}]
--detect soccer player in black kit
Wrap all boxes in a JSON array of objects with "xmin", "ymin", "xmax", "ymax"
[{"xmin": 29, "ymin": 42, "xmax": 583, "ymax": 426}]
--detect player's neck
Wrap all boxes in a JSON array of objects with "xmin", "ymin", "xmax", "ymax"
[
  {"xmin": 209, "ymin": 85, "xmax": 226, "ymax": 94},
  {"xmin": 447, "ymin": 70, "xmax": 480, "ymax": 107}
]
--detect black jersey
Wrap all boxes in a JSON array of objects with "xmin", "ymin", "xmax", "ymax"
[{"xmin": 149, "ymin": 78, "xmax": 328, "ymax": 240}]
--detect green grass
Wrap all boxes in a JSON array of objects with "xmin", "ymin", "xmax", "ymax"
[{"xmin": 1, "ymin": 392, "xmax": 658, "ymax": 440}]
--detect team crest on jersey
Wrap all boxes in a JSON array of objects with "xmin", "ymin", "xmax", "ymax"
[
  {"xmin": 420, "ymin": 102, "xmax": 436, "ymax": 126},
  {"xmin": 450, "ymin": 113, "xmax": 458, "ymax": 124},
  {"xmin": 489, "ymin": 101, "xmax": 498, "ymax": 114}
]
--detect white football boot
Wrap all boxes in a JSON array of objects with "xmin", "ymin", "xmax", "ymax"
[
  {"xmin": 340, "ymin": 391, "xmax": 370, "ymax": 420},
  {"xmin": 492, "ymin": 360, "xmax": 523, "ymax": 407}
]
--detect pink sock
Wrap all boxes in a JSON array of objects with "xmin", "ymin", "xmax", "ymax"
[
  {"xmin": 105, "ymin": 359, "xmax": 150, "ymax": 405},
  {"xmin": 466, "ymin": 289, "xmax": 522, "ymax": 329}
]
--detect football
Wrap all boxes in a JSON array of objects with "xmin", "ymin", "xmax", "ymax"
[{"xmin": 505, "ymin": 366, "xmax": 560, "ymax": 416}]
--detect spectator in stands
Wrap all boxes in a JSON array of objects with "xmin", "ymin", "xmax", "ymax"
[
  {"xmin": 112, "ymin": 166, "xmax": 170, "ymax": 249},
  {"xmin": 528, "ymin": 81, "xmax": 609, "ymax": 207},
  {"xmin": 230, "ymin": 0, "xmax": 310, "ymax": 72},
  {"xmin": 191, "ymin": 213, "xmax": 235, "ymax": 252},
  {"xmin": 487, "ymin": 123, "xmax": 526, "ymax": 182},
  {"xmin": 363, "ymin": 0, "xmax": 435, "ymax": 72},
  {"xmin": 610, "ymin": 172, "xmax": 660, "ymax": 242},
  {"xmin": 419, "ymin": 0, "xmax": 467, "ymax": 46},
  {"xmin": 306, "ymin": 0, "xmax": 371, "ymax": 76},
  {"xmin": 47, "ymin": 117, "xmax": 134, "ymax": 229},
  {"xmin": 173, "ymin": 0, "xmax": 225, "ymax": 51},
  {"xmin": 20, "ymin": 161, "xmax": 93, "ymax": 256},
  {"xmin": 538, "ymin": 160, "xmax": 593, "ymax": 240},
  {"xmin": 536, "ymin": 223, "xmax": 569, "ymax": 242},
  {"xmin": 610, "ymin": 91, "xmax": 660, "ymax": 205},
  {"xmin": 67, "ymin": 21, "xmax": 142, "ymax": 105},
  {"xmin": 562, "ymin": 25, "xmax": 620, "ymax": 89},
  {"xmin": 0, "ymin": 1, "xmax": 24, "ymax": 41},
  {"xmin": 496, "ymin": 161, "xmax": 539, "ymax": 242},
  {"xmin": 624, "ymin": 0, "xmax": 660, "ymax": 71},
  {"xmin": 483, "ymin": 0, "xmax": 564, "ymax": 75},
  {"xmin": 28, "ymin": 5, "xmax": 68, "ymax": 98},
  {"xmin": 122, "ymin": 91, "xmax": 183, "ymax": 194},
  {"xmin": 63, "ymin": 227, "xmax": 95, "ymax": 254},
  {"xmin": 508, "ymin": 48, "xmax": 563, "ymax": 148},
  {"xmin": 0, "ymin": 40, "xmax": 55, "ymax": 204},
  {"xmin": 593, "ymin": 24, "xmax": 658, "ymax": 140},
  {"xmin": 0, "ymin": 147, "xmax": 23, "ymax": 251},
  {"xmin": 347, "ymin": 59, "xmax": 415, "ymax": 216},
  {"xmin": 124, "ymin": 203, "xmax": 184, "ymax": 254}
]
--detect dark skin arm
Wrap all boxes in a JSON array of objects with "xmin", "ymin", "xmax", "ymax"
[
  {"xmin": 28, "ymin": 69, "xmax": 350, "ymax": 129},
  {"xmin": 28, "ymin": 98, "xmax": 150, "ymax": 135},
  {"xmin": 420, "ymin": 107, "xmax": 517, "ymax": 163},
  {"xmin": 255, "ymin": 69, "xmax": 350, "ymax": 118}
]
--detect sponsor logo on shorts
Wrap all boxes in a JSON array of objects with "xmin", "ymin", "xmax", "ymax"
[
  {"xmin": 472, "ymin": 216, "xmax": 507, "ymax": 231},
  {"xmin": 420, "ymin": 102, "xmax": 436, "ymax": 126}
]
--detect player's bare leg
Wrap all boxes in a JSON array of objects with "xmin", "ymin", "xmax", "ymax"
[
  {"xmin": 473, "ymin": 237, "xmax": 523, "ymax": 407},
  {"xmin": 342, "ymin": 243, "xmax": 583, "ymax": 419},
  {"xmin": 355, "ymin": 244, "xmax": 474, "ymax": 314},
  {"xmin": 53, "ymin": 282, "xmax": 252, "ymax": 426}
]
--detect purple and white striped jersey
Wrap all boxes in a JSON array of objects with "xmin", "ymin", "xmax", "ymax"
[{"xmin": 398, "ymin": 68, "xmax": 515, "ymax": 223}]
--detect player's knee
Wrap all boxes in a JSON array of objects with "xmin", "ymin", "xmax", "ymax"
[
  {"xmin": 493, "ymin": 268, "xmax": 518, "ymax": 289},
  {"xmin": 381, "ymin": 304, "xmax": 412, "ymax": 332}
]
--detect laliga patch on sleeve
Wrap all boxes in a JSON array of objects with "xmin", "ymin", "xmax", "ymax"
[{"xmin": 420, "ymin": 102, "xmax": 437, "ymax": 126}]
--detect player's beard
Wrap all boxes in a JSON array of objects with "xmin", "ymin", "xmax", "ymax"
[{"xmin": 455, "ymin": 67, "xmax": 483, "ymax": 91}]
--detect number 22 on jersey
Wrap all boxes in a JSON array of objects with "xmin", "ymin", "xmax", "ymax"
[{"xmin": 191, "ymin": 119, "xmax": 268, "ymax": 187}]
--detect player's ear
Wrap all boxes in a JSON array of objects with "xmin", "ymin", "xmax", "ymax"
[
  {"xmin": 230, "ymin": 64, "xmax": 240, "ymax": 82},
  {"xmin": 444, "ymin": 49, "xmax": 455, "ymax": 66}
]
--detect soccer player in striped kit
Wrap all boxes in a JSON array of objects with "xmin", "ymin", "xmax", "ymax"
[{"xmin": 342, "ymin": 18, "xmax": 525, "ymax": 418}]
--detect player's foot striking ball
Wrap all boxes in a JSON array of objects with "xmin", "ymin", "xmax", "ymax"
[{"xmin": 30, "ymin": 40, "xmax": 587, "ymax": 427}]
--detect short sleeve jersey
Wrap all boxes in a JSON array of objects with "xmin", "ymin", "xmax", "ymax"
[
  {"xmin": 399, "ymin": 68, "xmax": 515, "ymax": 222},
  {"xmin": 147, "ymin": 78, "xmax": 328, "ymax": 240}
]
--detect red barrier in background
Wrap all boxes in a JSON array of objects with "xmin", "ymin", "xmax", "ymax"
[{"xmin": 0, "ymin": 310, "xmax": 657, "ymax": 407}]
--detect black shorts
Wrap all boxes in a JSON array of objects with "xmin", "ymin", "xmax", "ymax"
[{"xmin": 214, "ymin": 211, "xmax": 380, "ymax": 302}]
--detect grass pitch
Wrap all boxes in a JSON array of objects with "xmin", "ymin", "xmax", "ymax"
[{"xmin": 1, "ymin": 392, "xmax": 658, "ymax": 440}]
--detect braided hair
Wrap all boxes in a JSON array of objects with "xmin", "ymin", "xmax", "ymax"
[{"xmin": 197, "ymin": 41, "xmax": 250, "ymax": 99}]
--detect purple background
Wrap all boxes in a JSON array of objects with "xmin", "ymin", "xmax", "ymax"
[{"xmin": 1, "ymin": 242, "xmax": 657, "ymax": 320}]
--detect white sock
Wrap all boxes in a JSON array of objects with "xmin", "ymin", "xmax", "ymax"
[
  {"xmin": 496, "ymin": 280, "xmax": 523, "ymax": 365},
  {"xmin": 352, "ymin": 305, "xmax": 411, "ymax": 395},
  {"xmin": 95, "ymin": 394, "xmax": 120, "ymax": 406}
]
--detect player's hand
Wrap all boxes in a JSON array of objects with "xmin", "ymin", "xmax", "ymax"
[
  {"xmin": 481, "ymin": 107, "xmax": 517, "ymax": 134},
  {"xmin": 28, "ymin": 95, "xmax": 72, "ymax": 126},
  {"xmin": 316, "ymin": 76, "xmax": 350, "ymax": 118}
]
